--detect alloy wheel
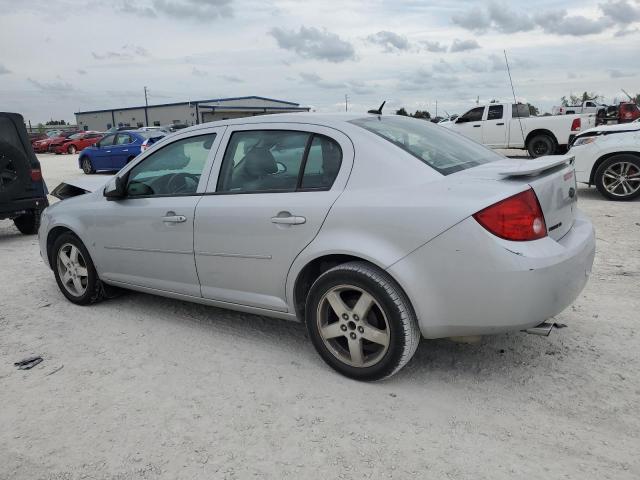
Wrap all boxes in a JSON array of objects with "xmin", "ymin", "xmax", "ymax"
[
  {"xmin": 56, "ymin": 243, "xmax": 89, "ymax": 297},
  {"xmin": 82, "ymin": 159, "xmax": 92, "ymax": 174},
  {"xmin": 68, "ymin": 145, "xmax": 76, "ymax": 154},
  {"xmin": 316, "ymin": 285, "xmax": 390, "ymax": 368},
  {"xmin": 602, "ymin": 161, "xmax": 640, "ymax": 198}
]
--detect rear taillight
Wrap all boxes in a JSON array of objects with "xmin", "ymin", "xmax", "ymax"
[
  {"xmin": 473, "ymin": 189, "xmax": 547, "ymax": 241},
  {"xmin": 571, "ymin": 118, "xmax": 581, "ymax": 131},
  {"xmin": 30, "ymin": 169, "xmax": 42, "ymax": 182}
]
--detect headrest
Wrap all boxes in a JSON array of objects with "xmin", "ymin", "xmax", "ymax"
[{"xmin": 244, "ymin": 147, "xmax": 277, "ymax": 177}]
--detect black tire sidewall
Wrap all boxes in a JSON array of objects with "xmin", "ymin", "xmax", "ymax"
[
  {"xmin": 13, "ymin": 207, "xmax": 41, "ymax": 235},
  {"xmin": 52, "ymin": 233, "xmax": 100, "ymax": 305},
  {"xmin": 305, "ymin": 266, "xmax": 410, "ymax": 381},
  {"xmin": 595, "ymin": 155, "xmax": 640, "ymax": 201},
  {"xmin": 527, "ymin": 135, "xmax": 555, "ymax": 158}
]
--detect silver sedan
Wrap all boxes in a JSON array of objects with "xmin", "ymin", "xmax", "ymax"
[{"xmin": 39, "ymin": 113, "xmax": 595, "ymax": 380}]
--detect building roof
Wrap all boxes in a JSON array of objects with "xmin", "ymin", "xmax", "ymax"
[{"xmin": 75, "ymin": 96, "xmax": 303, "ymax": 115}]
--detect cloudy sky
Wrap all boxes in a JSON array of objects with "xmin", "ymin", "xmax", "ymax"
[{"xmin": 1, "ymin": 0, "xmax": 639, "ymax": 123}]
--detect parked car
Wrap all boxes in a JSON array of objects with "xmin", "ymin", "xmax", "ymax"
[
  {"xmin": 569, "ymin": 120, "xmax": 640, "ymax": 200},
  {"xmin": 618, "ymin": 102, "xmax": 640, "ymax": 123},
  {"xmin": 138, "ymin": 126, "xmax": 171, "ymax": 133},
  {"xmin": 39, "ymin": 113, "xmax": 595, "ymax": 380},
  {"xmin": 441, "ymin": 103, "xmax": 595, "ymax": 157},
  {"xmin": 51, "ymin": 131, "xmax": 103, "ymax": 154},
  {"xmin": 32, "ymin": 130, "xmax": 80, "ymax": 153},
  {"xmin": 77, "ymin": 130, "xmax": 166, "ymax": 174},
  {"xmin": 0, "ymin": 112, "xmax": 48, "ymax": 234},
  {"xmin": 551, "ymin": 100, "xmax": 608, "ymax": 116}
]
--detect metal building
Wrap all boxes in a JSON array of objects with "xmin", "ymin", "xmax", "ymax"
[{"xmin": 75, "ymin": 96, "xmax": 310, "ymax": 131}]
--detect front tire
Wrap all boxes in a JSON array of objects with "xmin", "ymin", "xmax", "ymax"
[
  {"xmin": 595, "ymin": 154, "xmax": 640, "ymax": 201},
  {"xmin": 527, "ymin": 134, "xmax": 556, "ymax": 158},
  {"xmin": 81, "ymin": 157, "xmax": 95, "ymax": 174},
  {"xmin": 52, "ymin": 232, "xmax": 104, "ymax": 305},
  {"xmin": 68, "ymin": 145, "xmax": 77, "ymax": 154},
  {"xmin": 305, "ymin": 261, "xmax": 420, "ymax": 381}
]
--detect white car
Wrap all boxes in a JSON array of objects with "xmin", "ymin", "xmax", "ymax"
[
  {"xmin": 442, "ymin": 103, "xmax": 595, "ymax": 158},
  {"xmin": 39, "ymin": 113, "xmax": 595, "ymax": 380},
  {"xmin": 570, "ymin": 121, "xmax": 640, "ymax": 200}
]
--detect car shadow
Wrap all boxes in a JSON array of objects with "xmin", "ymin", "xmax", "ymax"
[{"xmin": 101, "ymin": 289, "xmax": 560, "ymax": 384}]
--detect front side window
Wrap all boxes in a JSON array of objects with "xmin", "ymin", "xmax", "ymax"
[
  {"xmin": 126, "ymin": 134, "xmax": 216, "ymax": 197},
  {"xmin": 98, "ymin": 134, "xmax": 116, "ymax": 147},
  {"xmin": 457, "ymin": 107, "xmax": 484, "ymax": 123},
  {"xmin": 487, "ymin": 105, "xmax": 503, "ymax": 120},
  {"xmin": 512, "ymin": 104, "xmax": 530, "ymax": 118},
  {"xmin": 216, "ymin": 130, "xmax": 342, "ymax": 193},
  {"xmin": 350, "ymin": 116, "xmax": 500, "ymax": 175}
]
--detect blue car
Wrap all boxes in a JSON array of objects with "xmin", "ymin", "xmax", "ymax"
[{"xmin": 78, "ymin": 130, "xmax": 165, "ymax": 174}]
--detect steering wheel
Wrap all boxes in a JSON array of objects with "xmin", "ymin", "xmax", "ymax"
[{"xmin": 166, "ymin": 172, "xmax": 199, "ymax": 194}]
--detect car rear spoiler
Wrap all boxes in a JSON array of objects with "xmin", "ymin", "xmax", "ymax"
[{"xmin": 497, "ymin": 155, "xmax": 574, "ymax": 177}]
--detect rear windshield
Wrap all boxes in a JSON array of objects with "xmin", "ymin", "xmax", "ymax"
[
  {"xmin": 350, "ymin": 116, "xmax": 500, "ymax": 175},
  {"xmin": 137, "ymin": 131, "xmax": 166, "ymax": 139}
]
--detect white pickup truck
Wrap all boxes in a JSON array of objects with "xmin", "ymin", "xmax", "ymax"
[
  {"xmin": 441, "ymin": 103, "xmax": 595, "ymax": 157},
  {"xmin": 551, "ymin": 101, "xmax": 607, "ymax": 116}
]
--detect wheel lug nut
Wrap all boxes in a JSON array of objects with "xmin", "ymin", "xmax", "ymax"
[
  {"xmin": 350, "ymin": 332, "xmax": 356, "ymax": 340},
  {"xmin": 358, "ymin": 326, "xmax": 364, "ymax": 333},
  {"xmin": 342, "ymin": 313, "xmax": 349, "ymax": 320},
  {"xmin": 353, "ymin": 315, "xmax": 359, "ymax": 321},
  {"xmin": 340, "ymin": 324, "xmax": 347, "ymax": 331}
]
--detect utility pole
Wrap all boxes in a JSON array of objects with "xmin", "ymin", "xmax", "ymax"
[
  {"xmin": 435, "ymin": 100, "xmax": 438, "ymax": 119},
  {"xmin": 345, "ymin": 94, "xmax": 349, "ymax": 112},
  {"xmin": 144, "ymin": 86, "xmax": 149, "ymax": 126}
]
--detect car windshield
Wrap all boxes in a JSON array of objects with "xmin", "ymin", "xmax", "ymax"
[
  {"xmin": 69, "ymin": 133, "xmax": 84, "ymax": 139},
  {"xmin": 350, "ymin": 116, "xmax": 500, "ymax": 175}
]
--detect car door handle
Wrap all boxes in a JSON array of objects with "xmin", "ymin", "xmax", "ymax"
[
  {"xmin": 271, "ymin": 213, "xmax": 306, "ymax": 225},
  {"xmin": 473, "ymin": 124, "xmax": 481, "ymax": 127},
  {"xmin": 106, "ymin": 150, "xmax": 111, "ymax": 153},
  {"xmin": 122, "ymin": 149, "xmax": 128, "ymax": 152},
  {"xmin": 163, "ymin": 211, "xmax": 187, "ymax": 223},
  {"xmin": 496, "ymin": 122, "xmax": 505, "ymax": 125}
]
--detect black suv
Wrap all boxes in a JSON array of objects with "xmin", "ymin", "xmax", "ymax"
[{"xmin": 0, "ymin": 112, "xmax": 48, "ymax": 234}]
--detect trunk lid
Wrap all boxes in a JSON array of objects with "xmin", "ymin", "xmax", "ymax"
[{"xmin": 462, "ymin": 155, "xmax": 578, "ymax": 241}]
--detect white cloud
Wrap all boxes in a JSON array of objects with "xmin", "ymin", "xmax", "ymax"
[{"xmin": 270, "ymin": 26, "xmax": 356, "ymax": 62}]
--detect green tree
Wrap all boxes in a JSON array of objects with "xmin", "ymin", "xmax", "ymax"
[
  {"xmin": 396, "ymin": 107, "xmax": 409, "ymax": 116},
  {"xmin": 37, "ymin": 123, "xmax": 45, "ymax": 133},
  {"xmin": 412, "ymin": 110, "xmax": 431, "ymax": 120},
  {"xmin": 528, "ymin": 104, "xmax": 539, "ymax": 116}
]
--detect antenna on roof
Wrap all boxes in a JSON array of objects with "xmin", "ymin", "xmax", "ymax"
[
  {"xmin": 368, "ymin": 101, "xmax": 386, "ymax": 115},
  {"xmin": 504, "ymin": 50, "xmax": 525, "ymax": 146}
]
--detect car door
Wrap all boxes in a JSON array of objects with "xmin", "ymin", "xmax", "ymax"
[
  {"xmin": 453, "ymin": 106, "xmax": 484, "ymax": 143},
  {"xmin": 90, "ymin": 128, "xmax": 225, "ymax": 296},
  {"xmin": 111, "ymin": 133, "xmax": 135, "ymax": 169},
  {"xmin": 194, "ymin": 124, "xmax": 353, "ymax": 312},
  {"xmin": 91, "ymin": 134, "xmax": 116, "ymax": 170},
  {"xmin": 482, "ymin": 104, "xmax": 508, "ymax": 147}
]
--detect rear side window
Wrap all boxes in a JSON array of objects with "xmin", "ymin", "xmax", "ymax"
[
  {"xmin": 217, "ymin": 130, "xmax": 342, "ymax": 193},
  {"xmin": 350, "ymin": 116, "xmax": 500, "ymax": 175},
  {"xmin": 116, "ymin": 134, "xmax": 133, "ymax": 145},
  {"xmin": 487, "ymin": 105, "xmax": 503, "ymax": 120},
  {"xmin": 512, "ymin": 104, "xmax": 530, "ymax": 118}
]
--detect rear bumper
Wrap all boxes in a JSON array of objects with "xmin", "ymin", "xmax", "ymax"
[
  {"xmin": 0, "ymin": 197, "xmax": 48, "ymax": 219},
  {"xmin": 388, "ymin": 210, "xmax": 596, "ymax": 339}
]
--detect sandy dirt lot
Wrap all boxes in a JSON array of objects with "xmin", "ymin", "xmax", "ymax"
[{"xmin": 1, "ymin": 153, "xmax": 639, "ymax": 479}]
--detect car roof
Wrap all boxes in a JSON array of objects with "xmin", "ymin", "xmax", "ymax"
[{"xmin": 177, "ymin": 112, "xmax": 376, "ymax": 135}]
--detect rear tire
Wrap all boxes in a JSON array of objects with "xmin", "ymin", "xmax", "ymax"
[
  {"xmin": 527, "ymin": 134, "xmax": 556, "ymax": 158},
  {"xmin": 305, "ymin": 261, "xmax": 420, "ymax": 381},
  {"xmin": 81, "ymin": 157, "xmax": 95, "ymax": 174},
  {"xmin": 13, "ymin": 207, "xmax": 42, "ymax": 235},
  {"xmin": 52, "ymin": 232, "xmax": 105, "ymax": 305},
  {"xmin": 594, "ymin": 154, "xmax": 640, "ymax": 201}
]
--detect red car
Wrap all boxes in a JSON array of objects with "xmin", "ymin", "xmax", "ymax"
[
  {"xmin": 51, "ymin": 131, "xmax": 103, "ymax": 154},
  {"xmin": 32, "ymin": 131, "xmax": 80, "ymax": 153},
  {"xmin": 618, "ymin": 102, "xmax": 640, "ymax": 123}
]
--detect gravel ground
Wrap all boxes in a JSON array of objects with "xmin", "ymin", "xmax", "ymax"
[{"xmin": 1, "ymin": 152, "xmax": 639, "ymax": 480}]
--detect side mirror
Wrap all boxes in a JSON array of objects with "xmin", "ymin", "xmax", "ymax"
[{"xmin": 103, "ymin": 175, "xmax": 127, "ymax": 200}]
